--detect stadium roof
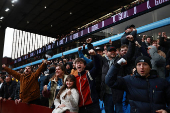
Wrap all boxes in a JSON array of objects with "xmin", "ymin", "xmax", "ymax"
[{"xmin": 0, "ymin": 0, "xmax": 133, "ymax": 38}]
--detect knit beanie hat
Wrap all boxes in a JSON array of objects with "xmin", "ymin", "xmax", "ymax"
[{"xmin": 135, "ymin": 56, "xmax": 152, "ymax": 68}]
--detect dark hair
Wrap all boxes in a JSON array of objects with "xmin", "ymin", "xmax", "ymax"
[
  {"xmin": 75, "ymin": 58, "xmax": 86, "ymax": 65},
  {"xmin": 0, "ymin": 76, "xmax": 5, "ymax": 81},
  {"xmin": 120, "ymin": 44, "xmax": 128, "ymax": 49},
  {"xmin": 56, "ymin": 75, "xmax": 77, "ymax": 99},
  {"xmin": 57, "ymin": 64, "xmax": 66, "ymax": 74},
  {"xmin": 151, "ymin": 40, "xmax": 157, "ymax": 45}
]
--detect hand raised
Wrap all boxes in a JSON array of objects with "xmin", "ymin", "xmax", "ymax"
[
  {"xmin": 126, "ymin": 35, "xmax": 134, "ymax": 41},
  {"xmin": 88, "ymin": 49, "xmax": 96, "ymax": 56},
  {"xmin": 78, "ymin": 47, "xmax": 82, "ymax": 51},
  {"xmin": 2, "ymin": 64, "xmax": 6, "ymax": 68},
  {"xmin": 156, "ymin": 109, "xmax": 167, "ymax": 113},
  {"xmin": 86, "ymin": 38, "xmax": 92, "ymax": 43}
]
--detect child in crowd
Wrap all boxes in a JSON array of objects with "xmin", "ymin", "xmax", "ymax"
[{"xmin": 52, "ymin": 75, "xmax": 79, "ymax": 113}]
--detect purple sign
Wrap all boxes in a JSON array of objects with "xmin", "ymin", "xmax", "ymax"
[
  {"xmin": 64, "ymin": 0, "xmax": 169, "ymax": 42},
  {"xmin": 54, "ymin": 0, "xmax": 169, "ymax": 47}
]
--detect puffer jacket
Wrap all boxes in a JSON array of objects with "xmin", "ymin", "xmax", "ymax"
[{"xmin": 105, "ymin": 63, "xmax": 170, "ymax": 113}]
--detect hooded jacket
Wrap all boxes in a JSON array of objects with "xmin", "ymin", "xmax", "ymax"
[{"xmin": 149, "ymin": 46, "xmax": 166, "ymax": 78}]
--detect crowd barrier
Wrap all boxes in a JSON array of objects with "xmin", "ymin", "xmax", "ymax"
[
  {"xmin": 0, "ymin": 100, "xmax": 105, "ymax": 113},
  {"xmin": 0, "ymin": 100, "xmax": 52, "ymax": 113}
]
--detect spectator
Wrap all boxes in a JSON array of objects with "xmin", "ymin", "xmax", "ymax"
[
  {"xmin": 141, "ymin": 35, "xmax": 151, "ymax": 48},
  {"xmin": 70, "ymin": 59, "xmax": 78, "ymax": 76},
  {"xmin": 53, "ymin": 75, "xmax": 79, "ymax": 113},
  {"xmin": 3, "ymin": 76, "xmax": 17, "ymax": 101},
  {"xmin": 121, "ymin": 24, "xmax": 139, "ymax": 45},
  {"xmin": 14, "ymin": 81, "xmax": 21, "ymax": 105},
  {"xmin": 105, "ymin": 56, "xmax": 170, "ymax": 113},
  {"xmin": 159, "ymin": 32, "xmax": 170, "ymax": 54},
  {"xmin": 95, "ymin": 46, "xmax": 103, "ymax": 56},
  {"xmin": 0, "ymin": 76, "xmax": 5, "ymax": 100},
  {"xmin": 148, "ymin": 46, "xmax": 166, "ymax": 78},
  {"xmin": 2, "ymin": 59, "xmax": 48, "ymax": 105},
  {"xmin": 44, "ymin": 65, "xmax": 56, "ymax": 85},
  {"xmin": 43, "ymin": 64, "xmax": 68, "ymax": 108},
  {"xmin": 121, "ymin": 6, "xmax": 126, "ymax": 12},
  {"xmin": 66, "ymin": 63, "xmax": 71, "ymax": 74},
  {"xmin": 0, "ymin": 76, "xmax": 5, "ymax": 89},
  {"xmin": 100, "ymin": 45, "xmax": 121, "ymax": 113},
  {"xmin": 75, "ymin": 49, "xmax": 101, "ymax": 113},
  {"xmin": 39, "ymin": 72, "xmax": 48, "ymax": 107}
]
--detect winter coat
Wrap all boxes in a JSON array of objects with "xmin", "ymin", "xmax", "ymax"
[
  {"xmin": 14, "ymin": 81, "xmax": 20, "ymax": 100},
  {"xmin": 53, "ymin": 88, "xmax": 79, "ymax": 112},
  {"xmin": 121, "ymin": 30, "xmax": 140, "ymax": 45},
  {"xmin": 3, "ymin": 80, "xmax": 17, "ymax": 99},
  {"xmin": 0, "ymin": 82, "xmax": 5, "ymax": 98},
  {"xmin": 4, "ymin": 62, "xmax": 46, "ymax": 103},
  {"xmin": 105, "ymin": 63, "xmax": 170, "ymax": 113},
  {"xmin": 100, "ymin": 55, "xmax": 119, "ymax": 101}
]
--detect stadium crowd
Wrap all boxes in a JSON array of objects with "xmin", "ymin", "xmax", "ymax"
[{"xmin": 0, "ymin": 24, "xmax": 170, "ymax": 113}]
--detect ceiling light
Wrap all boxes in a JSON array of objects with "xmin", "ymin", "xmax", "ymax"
[
  {"xmin": 12, "ymin": 4, "xmax": 14, "ymax": 6},
  {"xmin": 51, "ymin": 25, "xmax": 52, "ymax": 27},
  {"xmin": 139, "ymin": 35, "xmax": 140, "ymax": 36},
  {"xmin": 0, "ymin": 17, "xmax": 4, "ymax": 19},
  {"xmin": 44, "ymin": 6, "xmax": 46, "ymax": 9},
  {"xmin": 5, "ymin": 8, "xmax": 10, "ymax": 12},
  {"xmin": 11, "ymin": 0, "xmax": 17, "ymax": 3},
  {"xmin": 27, "ymin": 21, "xmax": 29, "ymax": 24},
  {"xmin": 70, "ymin": 12, "xmax": 72, "ymax": 15}
]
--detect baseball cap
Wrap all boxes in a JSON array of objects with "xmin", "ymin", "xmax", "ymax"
[
  {"xmin": 125, "ymin": 24, "xmax": 135, "ymax": 30},
  {"xmin": 107, "ymin": 46, "xmax": 116, "ymax": 51}
]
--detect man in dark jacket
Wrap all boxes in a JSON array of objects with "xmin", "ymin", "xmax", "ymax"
[
  {"xmin": 3, "ymin": 76, "xmax": 17, "ymax": 101},
  {"xmin": 14, "ymin": 81, "xmax": 21, "ymax": 104},
  {"xmin": 100, "ymin": 45, "xmax": 120, "ymax": 113},
  {"xmin": 121, "ymin": 24, "xmax": 137, "ymax": 45},
  {"xmin": 105, "ymin": 56, "xmax": 170, "ymax": 113}
]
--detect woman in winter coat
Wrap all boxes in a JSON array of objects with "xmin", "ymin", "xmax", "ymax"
[{"xmin": 52, "ymin": 75, "xmax": 79, "ymax": 113}]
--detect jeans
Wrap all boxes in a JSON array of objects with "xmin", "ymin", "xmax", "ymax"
[{"xmin": 103, "ymin": 93, "xmax": 123, "ymax": 113}]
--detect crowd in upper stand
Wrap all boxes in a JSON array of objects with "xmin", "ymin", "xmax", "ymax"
[
  {"xmin": 13, "ymin": 0, "xmax": 149, "ymax": 66},
  {"xmin": 0, "ymin": 24, "xmax": 170, "ymax": 113}
]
